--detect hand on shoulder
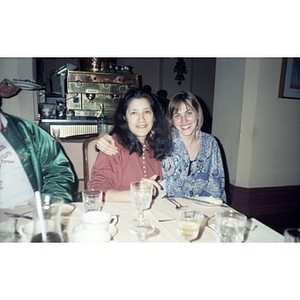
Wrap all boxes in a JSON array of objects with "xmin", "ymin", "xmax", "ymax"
[{"xmin": 96, "ymin": 132, "xmax": 118, "ymax": 155}]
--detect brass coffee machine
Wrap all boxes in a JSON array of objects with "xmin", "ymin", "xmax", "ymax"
[
  {"xmin": 39, "ymin": 59, "xmax": 140, "ymax": 138},
  {"xmin": 66, "ymin": 70, "xmax": 139, "ymax": 118}
]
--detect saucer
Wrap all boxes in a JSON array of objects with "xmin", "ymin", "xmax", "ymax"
[
  {"xmin": 8, "ymin": 80, "xmax": 44, "ymax": 90},
  {"xmin": 61, "ymin": 203, "xmax": 76, "ymax": 215},
  {"xmin": 73, "ymin": 223, "xmax": 118, "ymax": 237},
  {"xmin": 49, "ymin": 202, "xmax": 75, "ymax": 215}
]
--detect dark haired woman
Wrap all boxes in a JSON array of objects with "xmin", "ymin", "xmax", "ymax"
[{"xmin": 88, "ymin": 89, "xmax": 172, "ymax": 202}]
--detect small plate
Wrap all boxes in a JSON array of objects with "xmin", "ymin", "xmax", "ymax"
[
  {"xmin": 49, "ymin": 202, "xmax": 76, "ymax": 216},
  {"xmin": 61, "ymin": 203, "xmax": 76, "ymax": 216},
  {"xmin": 8, "ymin": 80, "xmax": 44, "ymax": 90},
  {"xmin": 73, "ymin": 223, "xmax": 118, "ymax": 237}
]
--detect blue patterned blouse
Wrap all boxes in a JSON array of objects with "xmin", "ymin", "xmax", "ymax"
[{"xmin": 161, "ymin": 130, "xmax": 227, "ymax": 202}]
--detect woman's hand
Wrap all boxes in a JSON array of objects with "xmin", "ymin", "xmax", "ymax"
[
  {"xmin": 96, "ymin": 132, "xmax": 118, "ymax": 155},
  {"xmin": 141, "ymin": 175, "xmax": 163, "ymax": 197}
]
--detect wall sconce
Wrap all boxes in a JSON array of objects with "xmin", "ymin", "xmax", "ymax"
[{"xmin": 173, "ymin": 58, "xmax": 188, "ymax": 85}]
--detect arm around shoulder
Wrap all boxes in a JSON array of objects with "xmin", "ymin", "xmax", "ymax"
[{"xmin": 104, "ymin": 189, "xmax": 131, "ymax": 202}]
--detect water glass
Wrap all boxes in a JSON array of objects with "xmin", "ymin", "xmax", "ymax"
[
  {"xmin": 284, "ymin": 228, "xmax": 300, "ymax": 242},
  {"xmin": 215, "ymin": 210, "xmax": 247, "ymax": 242},
  {"xmin": 130, "ymin": 181, "xmax": 154, "ymax": 241},
  {"xmin": 82, "ymin": 189, "xmax": 103, "ymax": 212}
]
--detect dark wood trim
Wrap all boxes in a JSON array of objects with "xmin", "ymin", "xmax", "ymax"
[
  {"xmin": 228, "ymin": 184, "xmax": 300, "ymax": 217},
  {"xmin": 278, "ymin": 58, "xmax": 287, "ymax": 98}
]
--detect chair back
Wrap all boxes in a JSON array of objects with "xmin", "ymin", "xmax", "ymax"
[{"xmin": 82, "ymin": 136, "xmax": 99, "ymax": 189}]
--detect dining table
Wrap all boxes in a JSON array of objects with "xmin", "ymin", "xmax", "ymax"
[{"xmin": 7, "ymin": 196, "xmax": 284, "ymax": 243}]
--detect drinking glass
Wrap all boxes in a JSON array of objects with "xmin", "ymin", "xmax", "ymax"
[
  {"xmin": 284, "ymin": 228, "xmax": 300, "ymax": 242},
  {"xmin": 30, "ymin": 195, "xmax": 64, "ymax": 242},
  {"xmin": 129, "ymin": 181, "xmax": 154, "ymax": 241},
  {"xmin": 82, "ymin": 189, "xmax": 103, "ymax": 212},
  {"xmin": 176, "ymin": 209, "xmax": 204, "ymax": 242},
  {"xmin": 214, "ymin": 210, "xmax": 247, "ymax": 242}
]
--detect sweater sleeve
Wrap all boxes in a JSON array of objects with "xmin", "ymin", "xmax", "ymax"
[{"xmin": 87, "ymin": 139, "xmax": 126, "ymax": 193}]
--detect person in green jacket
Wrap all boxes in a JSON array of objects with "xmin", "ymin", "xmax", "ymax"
[{"xmin": 0, "ymin": 79, "xmax": 75, "ymax": 209}]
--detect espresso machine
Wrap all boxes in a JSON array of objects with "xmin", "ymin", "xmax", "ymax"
[
  {"xmin": 66, "ymin": 70, "xmax": 139, "ymax": 118},
  {"xmin": 40, "ymin": 59, "xmax": 139, "ymax": 138}
]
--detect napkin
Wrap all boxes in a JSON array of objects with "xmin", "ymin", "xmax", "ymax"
[
  {"xmin": 156, "ymin": 180, "xmax": 167, "ymax": 199},
  {"xmin": 184, "ymin": 196, "xmax": 223, "ymax": 205}
]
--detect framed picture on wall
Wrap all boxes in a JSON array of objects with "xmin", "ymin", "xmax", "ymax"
[{"xmin": 279, "ymin": 58, "xmax": 300, "ymax": 99}]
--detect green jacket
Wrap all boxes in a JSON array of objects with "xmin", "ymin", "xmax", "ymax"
[{"xmin": 2, "ymin": 113, "xmax": 75, "ymax": 202}]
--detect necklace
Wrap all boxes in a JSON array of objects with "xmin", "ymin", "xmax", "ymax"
[{"xmin": 141, "ymin": 143, "xmax": 147, "ymax": 178}]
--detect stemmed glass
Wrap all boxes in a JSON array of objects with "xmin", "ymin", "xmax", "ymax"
[{"xmin": 129, "ymin": 181, "xmax": 155, "ymax": 241}]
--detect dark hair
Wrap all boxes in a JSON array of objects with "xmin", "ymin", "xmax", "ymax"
[
  {"xmin": 166, "ymin": 91, "xmax": 204, "ymax": 132},
  {"xmin": 111, "ymin": 89, "xmax": 172, "ymax": 160}
]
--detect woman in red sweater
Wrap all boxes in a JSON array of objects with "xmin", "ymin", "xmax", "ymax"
[{"xmin": 88, "ymin": 89, "xmax": 172, "ymax": 202}]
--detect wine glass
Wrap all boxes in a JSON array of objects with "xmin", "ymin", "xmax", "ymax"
[
  {"xmin": 129, "ymin": 181, "xmax": 155, "ymax": 241},
  {"xmin": 284, "ymin": 228, "xmax": 300, "ymax": 242},
  {"xmin": 176, "ymin": 209, "xmax": 204, "ymax": 242}
]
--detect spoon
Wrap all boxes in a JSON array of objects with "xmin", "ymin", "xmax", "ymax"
[
  {"xmin": 158, "ymin": 218, "xmax": 176, "ymax": 222},
  {"xmin": 4, "ymin": 212, "xmax": 33, "ymax": 220},
  {"xmin": 167, "ymin": 198, "xmax": 188, "ymax": 210}
]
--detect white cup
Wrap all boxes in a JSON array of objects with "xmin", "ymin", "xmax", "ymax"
[
  {"xmin": 72, "ymin": 229, "xmax": 111, "ymax": 243},
  {"xmin": 81, "ymin": 211, "xmax": 118, "ymax": 231},
  {"xmin": 0, "ymin": 220, "xmax": 14, "ymax": 242},
  {"xmin": 19, "ymin": 222, "xmax": 34, "ymax": 241}
]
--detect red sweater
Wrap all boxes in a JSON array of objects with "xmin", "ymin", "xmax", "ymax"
[{"xmin": 88, "ymin": 135, "xmax": 163, "ymax": 194}]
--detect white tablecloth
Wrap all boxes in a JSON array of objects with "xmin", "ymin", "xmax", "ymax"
[
  {"xmin": 65, "ymin": 197, "xmax": 284, "ymax": 243},
  {"xmin": 5, "ymin": 197, "xmax": 284, "ymax": 243}
]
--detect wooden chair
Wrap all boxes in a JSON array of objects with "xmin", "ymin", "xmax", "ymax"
[{"xmin": 82, "ymin": 136, "xmax": 99, "ymax": 189}]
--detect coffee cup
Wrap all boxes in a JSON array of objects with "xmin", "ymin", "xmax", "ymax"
[{"xmin": 81, "ymin": 211, "xmax": 118, "ymax": 231}]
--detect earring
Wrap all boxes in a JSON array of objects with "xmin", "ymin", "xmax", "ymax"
[{"xmin": 150, "ymin": 130, "xmax": 155, "ymax": 138}]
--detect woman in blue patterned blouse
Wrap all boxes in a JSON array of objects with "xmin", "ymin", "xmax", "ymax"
[
  {"xmin": 161, "ymin": 91, "xmax": 226, "ymax": 201},
  {"xmin": 97, "ymin": 91, "xmax": 226, "ymax": 202}
]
